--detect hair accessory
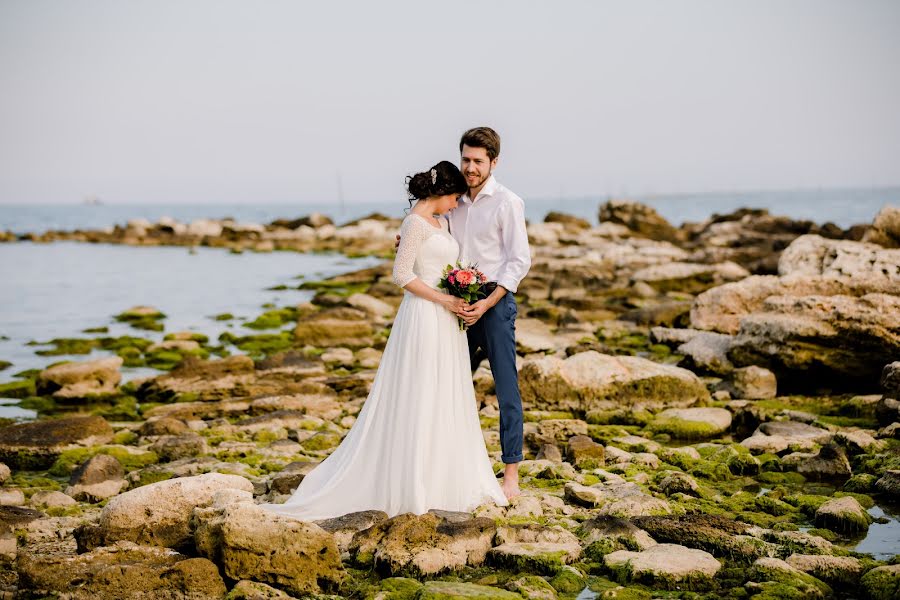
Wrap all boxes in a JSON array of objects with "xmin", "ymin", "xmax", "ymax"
[{"xmin": 430, "ymin": 168, "xmax": 437, "ymax": 185}]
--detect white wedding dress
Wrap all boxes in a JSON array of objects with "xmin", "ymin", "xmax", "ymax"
[{"xmin": 257, "ymin": 213, "xmax": 508, "ymax": 521}]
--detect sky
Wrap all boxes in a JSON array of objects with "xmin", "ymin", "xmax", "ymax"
[{"xmin": 0, "ymin": 0, "xmax": 898, "ymax": 205}]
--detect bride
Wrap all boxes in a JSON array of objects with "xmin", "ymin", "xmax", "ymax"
[{"xmin": 257, "ymin": 161, "xmax": 509, "ymax": 521}]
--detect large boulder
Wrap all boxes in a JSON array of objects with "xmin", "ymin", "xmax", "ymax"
[
  {"xmin": 193, "ymin": 496, "xmax": 344, "ymax": 596},
  {"xmin": 599, "ymin": 200, "xmax": 681, "ymax": 243},
  {"xmin": 0, "ymin": 415, "xmax": 114, "ymax": 469},
  {"xmin": 604, "ymin": 543, "xmax": 721, "ymax": 588},
  {"xmin": 348, "ymin": 511, "xmax": 497, "ymax": 576},
  {"xmin": 519, "ymin": 351, "xmax": 709, "ymax": 412},
  {"xmin": 814, "ymin": 496, "xmax": 871, "ymax": 534},
  {"xmin": 647, "ymin": 407, "xmax": 732, "ymax": 440},
  {"xmin": 861, "ymin": 205, "xmax": 900, "ymax": 248},
  {"xmin": 36, "ymin": 356, "xmax": 123, "ymax": 399},
  {"xmin": 65, "ymin": 453, "xmax": 126, "ymax": 502},
  {"xmin": 16, "ymin": 541, "xmax": 226, "ymax": 600},
  {"xmin": 80, "ymin": 472, "xmax": 254, "ymax": 550}
]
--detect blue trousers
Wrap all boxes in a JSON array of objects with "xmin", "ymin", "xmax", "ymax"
[{"xmin": 467, "ymin": 291, "xmax": 524, "ymax": 464}]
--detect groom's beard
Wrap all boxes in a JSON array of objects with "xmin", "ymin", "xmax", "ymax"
[{"xmin": 467, "ymin": 169, "xmax": 491, "ymax": 194}]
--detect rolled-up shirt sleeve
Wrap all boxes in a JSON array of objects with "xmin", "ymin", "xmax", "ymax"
[
  {"xmin": 391, "ymin": 216, "xmax": 426, "ymax": 288},
  {"xmin": 495, "ymin": 197, "xmax": 532, "ymax": 293}
]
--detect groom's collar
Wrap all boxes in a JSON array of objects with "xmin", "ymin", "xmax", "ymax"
[{"xmin": 463, "ymin": 175, "xmax": 498, "ymax": 204}]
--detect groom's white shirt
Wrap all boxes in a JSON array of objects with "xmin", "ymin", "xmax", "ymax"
[{"xmin": 447, "ymin": 175, "xmax": 532, "ymax": 294}]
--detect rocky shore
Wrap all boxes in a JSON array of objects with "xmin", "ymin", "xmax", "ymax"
[{"xmin": 0, "ymin": 201, "xmax": 899, "ymax": 599}]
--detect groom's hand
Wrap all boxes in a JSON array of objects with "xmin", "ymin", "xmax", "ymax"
[
  {"xmin": 460, "ymin": 299, "xmax": 491, "ymax": 325},
  {"xmin": 394, "ymin": 234, "xmax": 401, "ymax": 250}
]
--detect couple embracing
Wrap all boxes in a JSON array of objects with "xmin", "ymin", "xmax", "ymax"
[{"xmin": 259, "ymin": 127, "xmax": 531, "ymax": 520}]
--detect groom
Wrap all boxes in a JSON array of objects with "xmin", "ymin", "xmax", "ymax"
[{"xmin": 451, "ymin": 127, "xmax": 531, "ymax": 500}]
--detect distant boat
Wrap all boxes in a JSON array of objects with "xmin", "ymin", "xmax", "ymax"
[{"xmin": 83, "ymin": 195, "xmax": 104, "ymax": 206}]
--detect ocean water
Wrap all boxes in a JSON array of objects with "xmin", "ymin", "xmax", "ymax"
[
  {"xmin": 1, "ymin": 187, "xmax": 897, "ymax": 235},
  {"xmin": 0, "ymin": 241, "xmax": 382, "ymax": 389}
]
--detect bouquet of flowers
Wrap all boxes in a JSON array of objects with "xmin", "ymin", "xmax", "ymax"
[{"xmin": 438, "ymin": 262, "xmax": 489, "ymax": 330}]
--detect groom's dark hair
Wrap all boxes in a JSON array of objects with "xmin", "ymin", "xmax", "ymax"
[{"xmin": 460, "ymin": 127, "xmax": 500, "ymax": 161}]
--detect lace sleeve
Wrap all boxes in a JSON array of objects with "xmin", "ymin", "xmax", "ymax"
[{"xmin": 392, "ymin": 216, "xmax": 427, "ymax": 288}]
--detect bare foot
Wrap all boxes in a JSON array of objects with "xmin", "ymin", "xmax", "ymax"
[
  {"xmin": 502, "ymin": 462, "xmax": 522, "ymax": 500},
  {"xmin": 502, "ymin": 479, "xmax": 522, "ymax": 501}
]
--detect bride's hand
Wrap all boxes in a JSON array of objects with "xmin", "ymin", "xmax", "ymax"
[{"xmin": 442, "ymin": 296, "xmax": 466, "ymax": 315}]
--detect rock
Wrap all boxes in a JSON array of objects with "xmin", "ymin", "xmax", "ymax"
[
  {"xmin": 65, "ymin": 453, "xmax": 126, "ymax": 502},
  {"xmin": 658, "ymin": 471, "xmax": 700, "ymax": 497},
  {"xmin": 321, "ymin": 347, "xmax": 355, "ymax": 366},
  {"xmin": 834, "ymin": 429, "xmax": 885, "ymax": 454},
  {"xmin": 138, "ymin": 417, "xmax": 190, "ymax": 437},
  {"xmin": 194, "ymin": 499, "xmax": 343, "ymax": 596},
  {"xmin": 535, "ymin": 444, "xmax": 563, "ymax": 463},
  {"xmin": 294, "ymin": 311, "xmax": 374, "ymax": 348},
  {"xmin": 36, "ymin": 356, "xmax": 123, "ymax": 399},
  {"xmin": 632, "ymin": 514, "xmax": 769, "ymax": 561},
  {"xmin": 565, "ymin": 435, "xmax": 605, "ymax": 468},
  {"xmin": 84, "ymin": 472, "xmax": 254, "ymax": 550},
  {"xmin": 516, "ymin": 318, "xmax": 558, "ymax": 353},
  {"xmin": 0, "ymin": 462, "xmax": 9, "ymax": 483},
  {"xmin": 814, "ymin": 496, "xmax": 871, "ymax": 533},
  {"xmin": 147, "ymin": 339, "xmax": 200, "ymax": 353},
  {"xmin": 16, "ymin": 541, "xmax": 226, "ymax": 600},
  {"xmin": 631, "ymin": 261, "xmax": 749, "ymax": 294},
  {"xmin": 579, "ymin": 515, "xmax": 656, "ymax": 555},
  {"xmin": 356, "ymin": 347, "xmax": 383, "ymax": 369},
  {"xmin": 779, "ymin": 234, "xmax": 900, "ymax": 285},
  {"xmin": 875, "ymin": 470, "xmax": 900, "ymax": 499},
  {"xmin": 599, "ymin": 200, "xmax": 681, "ymax": 243},
  {"xmin": 346, "ymin": 293, "xmax": 395, "ymax": 319},
  {"xmin": 862, "ymin": 205, "xmax": 900, "ymax": 248},
  {"xmin": 416, "ymin": 581, "xmax": 521, "ymax": 600},
  {"xmin": 726, "ymin": 292, "xmax": 900, "ymax": 385},
  {"xmin": 0, "ymin": 488, "xmax": 24, "ymax": 505},
  {"xmin": 690, "ymin": 273, "xmax": 898, "ymax": 335},
  {"xmin": 226, "ymin": 579, "xmax": 298, "ymax": 600},
  {"xmin": 506, "ymin": 575, "xmax": 559, "ymax": 600},
  {"xmin": 647, "ymin": 407, "xmax": 732, "ymax": 440},
  {"xmin": 728, "ymin": 365, "xmax": 777, "ymax": 399},
  {"xmin": 505, "ymin": 495, "xmax": 544, "ymax": 519},
  {"xmin": 796, "ymin": 443, "xmax": 852, "ymax": 480},
  {"xmin": 749, "ymin": 557, "xmax": 832, "ymax": 598},
  {"xmin": 348, "ymin": 511, "xmax": 497, "ymax": 576},
  {"xmin": 149, "ymin": 432, "xmax": 208, "ymax": 461},
  {"xmin": 604, "ymin": 544, "xmax": 721, "ymax": 587},
  {"xmin": 266, "ymin": 460, "xmax": 320, "ymax": 495},
  {"xmin": 519, "ymin": 351, "xmax": 709, "ymax": 413},
  {"xmin": 620, "ymin": 300, "xmax": 691, "ymax": 327},
  {"xmin": 882, "ymin": 361, "xmax": 900, "ymax": 398},
  {"xmin": 30, "ymin": 490, "xmax": 77, "ymax": 508},
  {"xmin": 741, "ymin": 421, "xmax": 832, "ymax": 454},
  {"xmin": 0, "ymin": 415, "xmax": 114, "ymax": 469},
  {"xmin": 316, "ymin": 509, "xmax": 389, "ymax": 556},
  {"xmin": 860, "ymin": 564, "xmax": 900, "ymax": 600},
  {"xmin": 785, "ymin": 554, "xmax": 865, "ymax": 586},
  {"xmin": 563, "ymin": 481, "xmax": 671, "ymax": 517},
  {"xmin": 544, "ymin": 211, "xmax": 591, "ymax": 230},
  {"xmin": 487, "ymin": 541, "xmax": 581, "ymax": 575},
  {"xmin": 675, "ymin": 331, "xmax": 735, "ymax": 375}
]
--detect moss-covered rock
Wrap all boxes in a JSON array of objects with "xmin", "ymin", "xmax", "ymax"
[
  {"xmin": 414, "ymin": 581, "xmax": 521, "ymax": 600},
  {"xmin": 860, "ymin": 564, "xmax": 900, "ymax": 600}
]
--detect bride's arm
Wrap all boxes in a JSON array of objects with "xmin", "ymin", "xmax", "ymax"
[{"xmin": 392, "ymin": 218, "xmax": 465, "ymax": 314}]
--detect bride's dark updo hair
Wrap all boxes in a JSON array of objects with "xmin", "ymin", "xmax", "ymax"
[{"xmin": 405, "ymin": 160, "xmax": 467, "ymax": 206}]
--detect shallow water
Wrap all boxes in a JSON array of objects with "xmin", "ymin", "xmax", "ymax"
[
  {"xmin": 856, "ymin": 503, "xmax": 900, "ymax": 560},
  {"xmin": 0, "ymin": 241, "xmax": 382, "ymax": 415}
]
